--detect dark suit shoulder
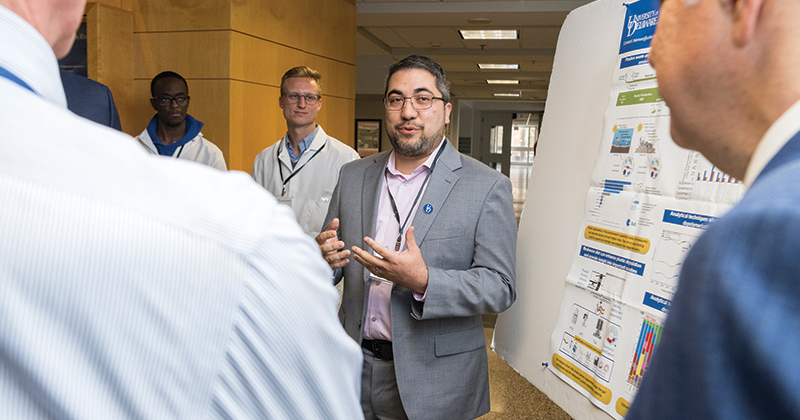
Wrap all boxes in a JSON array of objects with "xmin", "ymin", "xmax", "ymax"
[
  {"xmin": 60, "ymin": 70, "xmax": 110, "ymax": 98},
  {"xmin": 59, "ymin": 69, "xmax": 121, "ymax": 130}
]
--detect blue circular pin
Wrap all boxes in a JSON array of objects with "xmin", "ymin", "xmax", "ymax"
[{"xmin": 424, "ymin": 204, "xmax": 433, "ymax": 214}]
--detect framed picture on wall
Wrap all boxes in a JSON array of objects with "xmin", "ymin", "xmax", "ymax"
[{"xmin": 355, "ymin": 119, "xmax": 381, "ymax": 157}]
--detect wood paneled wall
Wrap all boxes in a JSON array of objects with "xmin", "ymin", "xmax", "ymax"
[
  {"xmin": 117, "ymin": 0, "xmax": 356, "ymax": 171},
  {"xmin": 85, "ymin": 3, "xmax": 134, "ymax": 132}
]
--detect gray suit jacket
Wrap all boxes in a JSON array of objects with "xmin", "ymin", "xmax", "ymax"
[{"xmin": 324, "ymin": 140, "xmax": 517, "ymax": 420}]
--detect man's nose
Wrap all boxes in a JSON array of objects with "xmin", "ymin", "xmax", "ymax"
[{"xmin": 400, "ymin": 99, "xmax": 417, "ymax": 119}]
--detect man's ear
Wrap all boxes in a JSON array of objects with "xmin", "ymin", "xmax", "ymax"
[
  {"xmin": 150, "ymin": 98, "xmax": 158, "ymax": 111},
  {"xmin": 732, "ymin": 0, "xmax": 764, "ymax": 46}
]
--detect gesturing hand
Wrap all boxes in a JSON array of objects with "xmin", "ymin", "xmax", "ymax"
[
  {"xmin": 315, "ymin": 218, "xmax": 351, "ymax": 270},
  {"xmin": 351, "ymin": 227, "xmax": 429, "ymax": 294}
]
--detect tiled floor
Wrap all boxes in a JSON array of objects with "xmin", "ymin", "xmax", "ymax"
[{"xmin": 479, "ymin": 314, "xmax": 572, "ymax": 420}]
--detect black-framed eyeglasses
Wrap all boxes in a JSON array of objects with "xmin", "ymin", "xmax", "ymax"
[
  {"xmin": 384, "ymin": 94, "xmax": 445, "ymax": 111},
  {"xmin": 283, "ymin": 92, "xmax": 321, "ymax": 105},
  {"xmin": 153, "ymin": 95, "xmax": 189, "ymax": 107}
]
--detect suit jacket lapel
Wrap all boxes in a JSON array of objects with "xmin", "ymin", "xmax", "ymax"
[
  {"xmin": 362, "ymin": 152, "xmax": 390, "ymax": 244},
  {"xmin": 411, "ymin": 140, "xmax": 461, "ymax": 246}
]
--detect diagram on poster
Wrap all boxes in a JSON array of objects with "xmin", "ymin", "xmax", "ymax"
[{"xmin": 547, "ymin": 1, "xmax": 746, "ymax": 418}]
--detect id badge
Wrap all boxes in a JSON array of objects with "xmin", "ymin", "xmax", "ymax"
[{"xmin": 277, "ymin": 196, "xmax": 292, "ymax": 207}]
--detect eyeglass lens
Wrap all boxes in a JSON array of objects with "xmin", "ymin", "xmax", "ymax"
[
  {"xmin": 156, "ymin": 96, "xmax": 188, "ymax": 106},
  {"xmin": 385, "ymin": 94, "xmax": 436, "ymax": 110},
  {"xmin": 285, "ymin": 93, "xmax": 320, "ymax": 105}
]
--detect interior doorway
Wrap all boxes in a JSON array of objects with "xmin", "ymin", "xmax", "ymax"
[
  {"xmin": 478, "ymin": 111, "xmax": 540, "ymax": 222},
  {"xmin": 480, "ymin": 112, "xmax": 513, "ymax": 177}
]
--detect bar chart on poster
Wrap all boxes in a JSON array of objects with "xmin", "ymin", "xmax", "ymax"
[{"xmin": 625, "ymin": 316, "xmax": 662, "ymax": 391}]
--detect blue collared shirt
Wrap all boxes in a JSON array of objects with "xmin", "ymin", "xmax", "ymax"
[{"xmin": 286, "ymin": 126, "xmax": 319, "ymax": 165}]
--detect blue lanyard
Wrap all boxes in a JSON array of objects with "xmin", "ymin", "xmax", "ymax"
[{"xmin": 0, "ymin": 65, "xmax": 36, "ymax": 94}]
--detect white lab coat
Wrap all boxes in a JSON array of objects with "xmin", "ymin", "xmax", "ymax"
[
  {"xmin": 138, "ymin": 128, "xmax": 227, "ymax": 171},
  {"xmin": 252, "ymin": 126, "xmax": 359, "ymax": 238}
]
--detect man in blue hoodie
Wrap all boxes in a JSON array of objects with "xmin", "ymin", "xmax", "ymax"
[{"xmin": 137, "ymin": 71, "xmax": 226, "ymax": 170}]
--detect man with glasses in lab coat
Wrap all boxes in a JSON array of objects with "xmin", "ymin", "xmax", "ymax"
[{"xmin": 252, "ymin": 66, "xmax": 359, "ymax": 239}]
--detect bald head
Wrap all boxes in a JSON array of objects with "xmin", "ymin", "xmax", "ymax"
[{"xmin": 0, "ymin": 0, "xmax": 86, "ymax": 58}]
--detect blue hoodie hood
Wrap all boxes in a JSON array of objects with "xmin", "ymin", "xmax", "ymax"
[{"xmin": 146, "ymin": 114, "xmax": 204, "ymax": 157}]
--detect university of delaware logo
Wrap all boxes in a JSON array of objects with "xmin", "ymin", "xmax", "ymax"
[
  {"xmin": 627, "ymin": 9, "xmax": 659, "ymax": 37},
  {"xmin": 619, "ymin": 0, "xmax": 660, "ymax": 54}
]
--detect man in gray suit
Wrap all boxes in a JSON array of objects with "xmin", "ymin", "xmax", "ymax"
[{"xmin": 317, "ymin": 55, "xmax": 516, "ymax": 420}]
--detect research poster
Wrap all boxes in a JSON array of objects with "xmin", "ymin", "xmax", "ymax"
[{"xmin": 547, "ymin": 1, "xmax": 746, "ymax": 418}]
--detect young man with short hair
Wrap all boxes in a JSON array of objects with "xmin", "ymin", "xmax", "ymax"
[{"xmin": 137, "ymin": 71, "xmax": 226, "ymax": 170}]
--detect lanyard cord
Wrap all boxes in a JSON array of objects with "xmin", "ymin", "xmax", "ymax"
[
  {"xmin": 385, "ymin": 141, "xmax": 447, "ymax": 252},
  {"xmin": 0, "ymin": 65, "xmax": 36, "ymax": 94},
  {"xmin": 174, "ymin": 145, "xmax": 185, "ymax": 158},
  {"xmin": 278, "ymin": 140, "xmax": 327, "ymax": 196}
]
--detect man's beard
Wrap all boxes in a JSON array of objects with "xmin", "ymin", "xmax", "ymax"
[{"xmin": 388, "ymin": 124, "xmax": 445, "ymax": 158}]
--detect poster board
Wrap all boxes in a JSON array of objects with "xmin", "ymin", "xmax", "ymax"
[{"xmin": 493, "ymin": 0, "xmax": 744, "ymax": 418}]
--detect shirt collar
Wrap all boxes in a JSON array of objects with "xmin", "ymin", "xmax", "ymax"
[
  {"xmin": 386, "ymin": 137, "xmax": 446, "ymax": 178},
  {"xmin": 285, "ymin": 126, "xmax": 319, "ymax": 163},
  {"xmin": 0, "ymin": 5, "xmax": 67, "ymax": 107},
  {"xmin": 743, "ymin": 99, "xmax": 800, "ymax": 187}
]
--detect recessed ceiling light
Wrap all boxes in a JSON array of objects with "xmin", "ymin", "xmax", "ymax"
[
  {"xmin": 494, "ymin": 93, "xmax": 520, "ymax": 97},
  {"xmin": 487, "ymin": 80, "xmax": 519, "ymax": 85},
  {"xmin": 459, "ymin": 30, "xmax": 518, "ymax": 40},
  {"xmin": 478, "ymin": 64, "xmax": 519, "ymax": 70}
]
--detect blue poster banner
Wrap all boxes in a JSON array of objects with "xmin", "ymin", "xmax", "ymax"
[
  {"xmin": 619, "ymin": 0, "xmax": 660, "ymax": 54},
  {"xmin": 620, "ymin": 53, "xmax": 650, "ymax": 69},
  {"xmin": 579, "ymin": 245, "xmax": 645, "ymax": 276},
  {"xmin": 643, "ymin": 292, "xmax": 671, "ymax": 313},
  {"xmin": 662, "ymin": 209, "xmax": 717, "ymax": 229}
]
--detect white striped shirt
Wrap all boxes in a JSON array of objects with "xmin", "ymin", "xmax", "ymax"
[{"xmin": 0, "ymin": 6, "xmax": 362, "ymax": 419}]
